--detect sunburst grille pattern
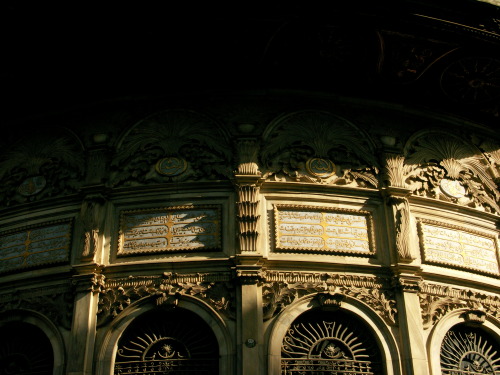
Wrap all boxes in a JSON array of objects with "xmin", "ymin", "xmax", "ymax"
[
  {"xmin": 441, "ymin": 325, "xmax": 500, "ymax": 375},
  {"xmin": 281, "ymin": 310, "xmax": 382, "ymax": 374},
  {"xmin": 0, "ymin": 322, "xmax": 53, "ymax": 375},
  {"xmin": 114, "ymin": 308, "xmax": 218, "ymax": 375}
]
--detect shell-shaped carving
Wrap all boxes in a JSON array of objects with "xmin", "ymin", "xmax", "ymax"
[
  {"xmin": 0, "ymin": 128, "xmax": 85, "ymax": 206},
  {"xmin": 261, "ymin": 110, "xmax": 379, "ymax": 187},
  {"xmin": 111, "ymin": 109, "xmax": 233, "ymax": 186},
  {"xmin": 404, "ymin": 131, "xmax": 500, "ymax": 213}
]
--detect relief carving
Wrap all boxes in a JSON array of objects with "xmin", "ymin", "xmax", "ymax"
[
  {"xmin": 111, "ymin": 109, "xmax": 233, "ymax": 187},
  {"xmin": 389, "ymin": 196, "xmax": 416, "ymax": 262},
  {"xmin": 262, "ymin": 272, "xmax": 397, "ymax": 325},
  {"xmin": 419, "ymin": 282, "xmax": 500, "ymax": 329},
  {"xmin": 79, "ymin": 194, "xmax": 107, "ymax": 261},
  {"xmin": 97, "ymin": 273, "xmax": 234, "ymax": 326},
  {"xmin": 0, "ymin": 285, "xmax": 73, "ymax": 329},
  {"xmin": 261, "ymin": 111, "xmax": 379, "ymax": 188},
  {"xmin": 404, "ymin": 132, "xmax": 500, "ymax": 214},
  {"xmin": 0, "ymin": 132, "xmax": 84, "ymax": 206}
]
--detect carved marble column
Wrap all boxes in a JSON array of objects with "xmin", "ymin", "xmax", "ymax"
[
  {"xmin": 67, "ymin": 267, "xmax": 104, "ymax": 375},
  {"xmin": 234, "ymin": 267, "xmax": 265, "ymax": 375},
  {"xmin": 393, "ymin": 272, "xmax": 428, "ymax": 375}
]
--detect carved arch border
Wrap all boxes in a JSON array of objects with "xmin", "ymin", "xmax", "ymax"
[
  {"xmin": 426, "ymin": 308, "xmax": 500, "ymax": 375},
  {"xmin": 95, "ymin": 293, "xmax": 234, "ymax": 375},
  {"xmin": 0, "ymin": 309, "xmax": 66, "ymax": 375},
  {"xmin": 265, "ymin": 293, "xmax": 401, "ymax": 375}
]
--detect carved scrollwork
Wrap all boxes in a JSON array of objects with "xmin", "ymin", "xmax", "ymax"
[
  {"xmin": 404, "ymin": 132, "xmax": 500, "ymax": 214},
  {"xmin": 419, "ymin": 282, "xmax": 500, "ymax": 329},
  {"xmin": 261, "ymin": 111, "xmax": 379, "ymax": 188},
  {"xmin": 110, "ymin": 109, "xmax": 233, "ymax": 187},
  {"xmin": 262, "ymin": 272, "xmax": 397, "ymax": 325},
  {"xmin": 97, "ymin": 273, "xmax": 235, "ymax": 326},
  {"xmin": 0, "ymin": 131, "xmax": 84, "ymax": 207},
  {"xmin": 0, "ymin": 285, "xmax": 73, "ymax": 329}
]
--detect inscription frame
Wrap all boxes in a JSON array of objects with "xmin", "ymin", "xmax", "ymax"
[
  {"xmin": 0, "ymin": 219, "xmax": 73, "ymax": 274},
  {"xmin": 273, "ymin": 204, "xmax": 376, "ymax": 256},
  {"xmin": 117, "ymin": 205, "xmax": 222, "ymax": 256},
  {"xmin": 417, "ymin": 218, "xmax": 500, "ymax": 276}
]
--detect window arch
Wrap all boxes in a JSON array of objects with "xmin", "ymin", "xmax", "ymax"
[
  {"xmin": 280, "ymin": 308, "xmax": 383, "ymax": 374},
  {"xmin": 113, "ymin": 307, "xmax": 219, "ymax": 375},
  {"xmin": 440, "ymin": 323, "xmax": 500, "ymax": 375},
  {"xmin": 0, "ymin": 321, "xmax": 54, "ymax": 375}
]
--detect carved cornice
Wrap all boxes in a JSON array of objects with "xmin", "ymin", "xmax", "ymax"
[
  {"xmin": 0, "ymin": 284, "xmax": 73, "ymax": 329},
  {"xmin": 419, "ymin": 282, "xmax": 500, "ymax": 329},
  {"xmin": 262, "ymin": 272, "xmax": 397, "ymax": 325},
  {"xmin": 97, "ymin": 272, "xmax": 235, "ymax": 326}
]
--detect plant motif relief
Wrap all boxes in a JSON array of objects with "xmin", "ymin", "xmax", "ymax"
[
  {"xmin": 111, "ymin": 109, "xmax": 233, "ymax": 187},
  {"xmin": 404, "ymin": 133, "xmax": 500, "ymax": 214},
  {"xmin": 261, "ymin": 111, "xmax": 379, "ymax": 188}
]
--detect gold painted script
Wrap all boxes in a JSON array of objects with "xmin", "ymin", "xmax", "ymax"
[
  {"xmin": 0, "ymin": 221, "xmax": 72, "ymax": 273},
  {"xmin": 119, "ymin": 206, "xmax": 221, "ymax": 255},
  {"xmin": 420, "ymin": 221, "xmax": 499, "ymax": 275},
  {"xmin": 274, "ymin": 205, "xmax": 373, "ymax": 254}
]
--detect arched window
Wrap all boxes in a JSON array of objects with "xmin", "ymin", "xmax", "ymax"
[
  {"xmin": 0, "ymin": 321, "xmax": 54, "ymax": 375},
  {"xmin": 114, "ymin": 308, "xmax": 219, "ymax": 375},
  {"xmin": 440, "ymin": 323, "xmax": 500, "ymax": 375},
  {"xmin": 281, "ymin": 309, "xmax": 382, "ymax": 374}
]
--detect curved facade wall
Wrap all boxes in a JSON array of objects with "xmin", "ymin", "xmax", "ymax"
[{"xmin": 0, "ymin": 91, "xmax": 499, "ymax": 375}]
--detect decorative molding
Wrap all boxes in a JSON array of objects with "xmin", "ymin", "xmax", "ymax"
[
  {"xmin": 404, "ymin": 132, "xmax": 500, "ymax": 214},
  {"xmin": 262, "ymin": 272, "xmax": 397, "ymax": 325},
  {"xmin": 261, "ymin": 110, "xmax": 379, "ymax": 187},
  {"xmin": 117, "ymin": 205, "xmax": 221, "ymax": 256},
  {"xmin": 417, "ymin": 218, "xmax": 500, "ymax": 276},
  {"xmin": 384, "ymin": 154, "xmax": 411, "ymax": 188},
  {"xmin": 110, "ymin": 109, "xmax": 233, "ymax": 186},
  {"xmin": 97, "ymin": 272, "xmax": 234, "ymax": 326},
  {"xmin": 273, "ymin": 204, "xmax": 375, "ymax": 256},
  {"xmin": 235, "ymin": 138, "xmax": 261, "ymax": 175},
  {"xmin": 419, "ymin": 282, "xmax": 500, "ymax": 329},
  {"xmin": 0, "ymin": 284, "xmax": 73, "ymax": 329},
  {"xmin": 390, "ymin": 196, "xmax": 417, "ymax": 262}
]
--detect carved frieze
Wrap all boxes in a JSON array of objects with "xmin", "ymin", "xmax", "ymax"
[
  {"xmin": 417, "ymin": 219, "xmax": 500, "ymax": 276},
  {"xmin": 404, "ymin": 132, "xmax": 500, "ymax": 214},
  {"xmin": 0, "ymin": 220, "xmax": 72, "ymax": 273},
  {"xmin": 0, "ymin": 132, "xmax": 84, "ymax": 206},
  {"xmin": 261, "ymin": 111, "xmax": 379, "ymax": 187},
  {"xmin": 0, "ymin": 284, "xmax": 73, "ymax": 329},
  {"xmin": 110, "ymin": 109, "xmax": 233, "ymax": 186},
  {"xmin": 273, "ymin": 205, "xmax": 375, "ymax": 255},
  {"xmin": 118, "ymin": 205, "xmax": 221, "ymax": 256},
  {"xmin": 262, "ymin": 272, "xmax": 397, "ymax": 325},
  {"xmin": 419, "ymin": 282, "xmax": 500, "ymax": 329},
  {"xmin": 97, "ymin": 273, "xmax": 235, "ymax": 326}
]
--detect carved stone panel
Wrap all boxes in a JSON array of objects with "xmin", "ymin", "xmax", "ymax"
[
  {"xmin": 0, "ymin": 220, "xmax": 72, "ymax": 273},
  {"xmin": 273, "ymin": 205, "xmax": 375, "ymax": 255},
  {"xmin": 418, "ymin": 219, "xmax": 500, "ymax": 276},
  {"xmin": 118, "ymin": 206, "xmax": 221, "ymax": 256}
]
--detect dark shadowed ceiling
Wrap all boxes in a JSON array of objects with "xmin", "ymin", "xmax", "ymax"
[{"xmin": 2, "ymin": 1, "xmax": 499, "ymax": 126}]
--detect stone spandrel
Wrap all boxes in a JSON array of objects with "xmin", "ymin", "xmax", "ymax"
[
  {"xmin": 274, "ymin": 205, "xmax": 374, "ymax": 255},
  {"xmin": 419, "ymin": 220, "xmax": 500, "ymax": 275},
  {"xmin": 118, "ymin": 206, "xmax": 221, "ymax": 255},
  {"xmin": 0, "ymin": 221, "xmax": 72, "ymax": 273}
]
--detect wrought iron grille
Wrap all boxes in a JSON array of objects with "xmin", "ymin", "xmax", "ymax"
[
  {"xmin": 441, "ymin": 324, "xmax": 500, "ymax": 375},
  {"xmin": 281, "ymin": 309, "xmax": 382, "ymax": 375},
  {"xmin": 114, "ymin": 308, "xmax": 219, "ymax": 375},
  {"xmin": 114, "ymin": 358, "xmax": 218, "ymax": 374},
  {"xmin": 281, "ymin": 358, "xmax": 379, "ymax": 374}
]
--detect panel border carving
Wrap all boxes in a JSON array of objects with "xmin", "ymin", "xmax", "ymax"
[
  {"xmin": 0, "ymin": 219, "xmax": 73, "ymax": 274},
  {"xmin": 117, "ymin": 205, "xmax": 222, "ymax": 256},
  {"xmin": 273, "ymin": 204, "xmax": 376, "ymax": 256},
  {"xmin": 417, "ymin": 218, "xmax": 500, "ymax": 276}
]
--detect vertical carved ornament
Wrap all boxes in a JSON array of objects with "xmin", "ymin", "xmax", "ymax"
[
  {"xmin": 79, "ymin": 194, "xmax": 107, "ymax": 261},
  {"xmin": 391, "ymin": 196, "xmax": 416, "ymax": 262},
  {"xmin": 383, "ymin": 153, "xmax": 410, "ymax": 188},
  {"xmin": 235, "ymin": 138, "xmax": 262, "ymax": 252}
]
